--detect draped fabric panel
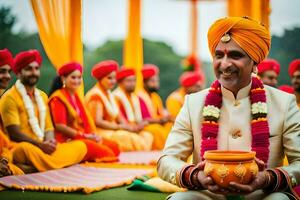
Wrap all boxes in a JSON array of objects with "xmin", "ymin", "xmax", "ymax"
[
  {"xmin": 30, "ymin": 0, "xmax": 83, "ymax": 68},
  {"xmin": 190, "ymin": 0, "xmax": 198, "ymax": 59},
  {"xmin": 227, "ymin": 0, "xmax": 270, "ymax": 29},
  {"xmin": 30, "ymin": 0, "xmax": 84, "ymax": 95},
  {"xmin": 123, "ymin": 0, "xmax": 143, "ymax": 90}
]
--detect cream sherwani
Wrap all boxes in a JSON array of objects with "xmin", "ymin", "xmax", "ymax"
[{"xmin": 158, "ymin": 83, "xmax": 300, "ymax": 199}]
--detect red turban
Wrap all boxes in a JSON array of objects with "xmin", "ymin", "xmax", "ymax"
[
  {"xmin": 116, "ymin": 68, "xmax": 135, "ymax": 81},
  {"xmin": 179, "ymin": 72, "xmax": 203, "ymax": 87},
  {"xmin": 257, "ymin": 59, "xmax": 280, "ymax": 75},
  {"xmin": 288, "ymin": 59, "xmax": 300, "ymax": 77},
  {"xmin": 142, "ymin": 64, "xmax": 159, "ymax": 80},
  {"xmin": 14, "ymin": 49, "xmax": 42, "ymax": 74},
  {"xmin": 208, "ymin": 17, "xmax": 271, "ymax": 64},
  {"xmin": 91, "ymin": 60, "xmax": 118, "ymax": 80},
  {"xmin": 278, "ymin": 85, "xmax": 294, "ymax": 94},
  {"xmin": 0, "ymin": 49, "xmax": 14, "ymax": 68},
  {"xmin": 58, "ymin": 62, "xmax": 83, "ymax": 76}
]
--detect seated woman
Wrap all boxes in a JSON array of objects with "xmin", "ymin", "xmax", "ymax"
[
  {"xmin": 48, "ymin": 62, "xmax": 119, "ymax": 162},
  {"xmin": 85, "ymin": 60, "xmax": 153, "ymax": 151}
]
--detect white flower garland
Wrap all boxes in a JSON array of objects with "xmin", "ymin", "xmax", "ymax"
[
  {"xmin": 94, "ymin": 86, "xmax": 119, "ymax": 118},
  {"xmin": 15, "ymin": 80, "xmax": 46, "ymax": 140},
  {"xmin": 202, "ymin": 92, "xmax": 267, "ymax": 119},
  {"xmin": 251, "ymin": 102, "xmax": 267, "ymax": 115},
  {"xmin": 202, "ymin": 105, "xmax": 220, "ymax": 119},
  {"xmin": 113, "ymin": 87, "xmax": 142, "ymax": 122}
]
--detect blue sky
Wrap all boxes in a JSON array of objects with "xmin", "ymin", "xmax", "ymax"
[{"xmin": 1, "ymin": 0, "xmax": 300, "ymax": 61}]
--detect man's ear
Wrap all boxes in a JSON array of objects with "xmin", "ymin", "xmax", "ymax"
[{"xmin": 252, "ymin": 62, "xmax": 258, "ymax": 74}]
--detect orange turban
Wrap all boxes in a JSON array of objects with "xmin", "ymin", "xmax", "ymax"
[
  {"xmin": 58, "ymin": 62, "xmax": 83, "ymax": 76},
  {"xmin": 288, "ymin": 59, "xmax": 300, "ymax": 77},
  {"xmin": 207, "ymin": 16, "xmax": 271, "ymax": 64},
  {"xmin": 257, "ymin": 59, "xmax": 280, "ymax": 75},
  {"xmin": 179, "ymin": 72, "xmax": 203, "ymax": 87},
  {"xmin": 14, "ymin": 49, "xmax": 42, "ymax": 74},
  {"xmin": 91, "ymin": 60, "xmax": 118, "ymax": 80},
  {"xmin": 116, "ymin": 68, "xmax": 135, "ymax": 81},
  {"xmin": 142, "ymin": 64, "xmax": 159, "ymax": 80},
  {"xmin": 0, "ymin": 49, "xmax": 14, "ymax": 68}
]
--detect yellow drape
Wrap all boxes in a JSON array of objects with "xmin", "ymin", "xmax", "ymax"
[
  {"xmin": 227, "ymin": 0, "xmax": 270, "ymax": 29},
  {"xmin": 123, "ymin": 0, "xmax": 143, "ymax": 90},
  {"xmin": 190, "ymin": 0, "xmax": 198, "ymax": 59},
  {"xmin": 30, "ymin": 0, "xmax": 84, "ymax": 96}
]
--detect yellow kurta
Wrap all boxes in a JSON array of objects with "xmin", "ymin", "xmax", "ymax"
[
  {"xmin": 0, "ymin": 85, "xmax": 87, "ymax": 172},
  {"xmin": 114, "ymin": 87, "xmax": 167, "ymax": 150},
  {"xmin": 85, "ymin": 84, "xmax": 152, "ymax": 151},
  {"xmin": 138, "ymin": 89, "xmax": 170, "ymax": 149},
  {"xmin": 0, "ymin": 129, "xmax": 24, "ymax": 175},
  {"xmin": 166, "ymin": 88, "xmax": 186, "ymax": 120}
]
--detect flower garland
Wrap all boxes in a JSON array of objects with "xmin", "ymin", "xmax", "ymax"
[
  {"xmin": 94, "ymin": 85, "xmax": 119, "ymax": 118},
  {"xmin": 15, "ymin": 80, "xmax": 46, "ymax": 140},
  {"xmin": 113, "ymin": 87, "xmax": 142, "ymax": 123},
  {"xmin": 200, "ymin": 76, "xmax": 270, "ymax": 164}
]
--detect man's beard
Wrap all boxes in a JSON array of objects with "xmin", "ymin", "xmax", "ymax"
[
  {"xmin": 125, "ymin": 87, "xmax": 135, "ymax": 93},
  {"xmin": 22, "ymin": 76, "xmax": 39, "ymax": 87},
  {"xmin": 295, "ymin": 85, "xmax": 300, "ymax": 93},
  {"xmin": 147, "ymin": 87, "xmax": 158, "ymax": 93},
  {"xmin": 0, "ymin": 78, "xmax": 10, "ymax": 89}
]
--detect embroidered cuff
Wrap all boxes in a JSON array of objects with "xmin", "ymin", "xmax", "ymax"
[
  {"xmin": 264, "ymin": 168, "xmax": 289, "ymax": 193},
  {"xmin": 276, "ymin": 167, "xmax": 300, "ymax": 199},
  {"xmin": 178, "ymin": 164, "xmax": 194, "ymax": 188},
  {"xmin": 178, "ymin": 164, "xmax": 203, "ymax": 190}
]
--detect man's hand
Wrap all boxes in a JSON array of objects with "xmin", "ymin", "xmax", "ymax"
[
  {"xmin": 0, "ymin": 157, "xmax": 12, "ymax": 177},
  {"xmin": 195, "ymin": 158, "xmax": 267, "ymax": 195},
  {"xmin": 196, "ymin": 161, "xmax": 230, "ymax": 195},
  {"xmin": 83, "ymin": 133, "xmax": 102, "ymax": 143},
  {"xmin": 38, "ymin": 141, "xmax": 56, "ymax": 154},
  {"xmin": 46, "ymin": 138, "xmax": 57, "ymax": 147},
  {"xmin": 227, "ymin": 158, "xmax": 268, "ymax": 195}
]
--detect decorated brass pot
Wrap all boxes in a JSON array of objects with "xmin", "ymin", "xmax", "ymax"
[{"xmin": 203, "ymin": 150, "xmax": 258, "ymax": 188}]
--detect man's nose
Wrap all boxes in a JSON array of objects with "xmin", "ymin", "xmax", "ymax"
[{"xmin": 220, "ymin": 56, "xmax": 231, "ymax": 68}]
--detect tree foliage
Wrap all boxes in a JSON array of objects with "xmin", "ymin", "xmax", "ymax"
[{"xmin": 269, "ymin": 27, "xmax": 300, "ymax": 85}]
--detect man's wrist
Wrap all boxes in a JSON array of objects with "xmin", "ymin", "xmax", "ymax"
[
  {"xmin": 179, "ymin": 164, "xmax": 203, "ymax": 190},
  {"xmin": 264, "ymin": 169, "xmax": 288, "ymax": 192}
]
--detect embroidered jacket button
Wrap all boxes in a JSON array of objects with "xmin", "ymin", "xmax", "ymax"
[
  {"xmin": 234, "ymin": 101, "xmax": 240, "ymax": 107},
  {"xmin": 232, "ymin": 130, "xmax": 242, "ymax": 139}
]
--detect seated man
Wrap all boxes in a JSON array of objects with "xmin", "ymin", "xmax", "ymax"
[
  {"xmin": 289, "ymin": 59, "xmax": 300, "ymax": 107},
  {"xmin": 0, "ymin": 50, "xmax": 87, "ymax": 172},
  {"xmin": 85, "ymin": 60, "xmax": 153, "ymax": 151},
  {"xmin": 158, "ymin": 16, "xmax": 300, "ymax": 199},
  {"xmin": 113, "ymin": 68, "xmax": 165, "ymax": 150},
  {"xmin": 0, "ymin": 49, "xmax": 24, "ymax": 177},
  {"xmin": 166, "ymin": 71, "xmax": 204, "ymax": 121},
  {"xmin": 257, "ymin": 58, "xmax": 280, "ymax": 87},
  {"xmin": 138, "ymin": 64, "xmax": 172, "ymax": 126}
]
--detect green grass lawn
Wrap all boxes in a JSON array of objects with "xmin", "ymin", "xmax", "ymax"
[{"xmin": 0, "ymin": 186, "xmax": 169, "ymax": 200}]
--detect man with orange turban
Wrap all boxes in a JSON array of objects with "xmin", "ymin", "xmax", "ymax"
[
  {"xmin": 0, "ymin": 50, "xmax": 87, "ymax": 173},
  {"xmin": 257, "ymin": 59, "xmax": 280, "ymax": 87},
  {"xmin": 0, "ymin": 49, "xmax": 24, "ymax": 177},
  {"xmin": 289, "ymin": 59, "xmax": 300, "ymax": 107},
  {"xmin": 166, "ymin": 71, "xmax": 204, "ymax": 121},
  {"xmin": 113, "ymin": 67, "xmax": 167, "ymax": 150},
  {"xmin": 158, "ymin": 17, "xmax": 300, "ymax": 199},
  {"xmin": 85, "ymin": 60, "xmax": 153, "ymax": 151},
  {"xmin": 138, "ymin": 64, "xmax": 172, "ymax": 125}
]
